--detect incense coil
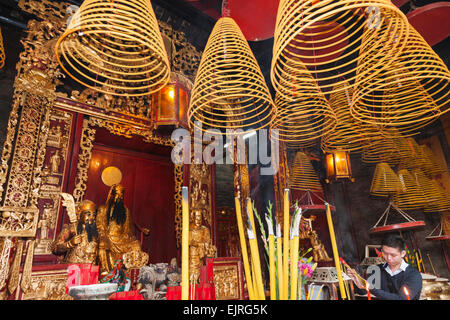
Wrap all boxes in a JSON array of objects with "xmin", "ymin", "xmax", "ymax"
[
  {"xmin": 392, "ymin": 169, "xmax": 427, "ymax": 210},
  {"xmin": 396, "ymin": 138, "xmax": 426, "ymax": 170},
  {"xmin": 420, "ymin": 145, "xmax": 446, "ymax": 176},
  {"xmin": 271, "ymin": 62, "xmax": 337, "ymax": 148},
  {"xmin": 424, "ymin": 179, "xmax": 450, "ymax": 212},
  {"xmin": 55, "ymin": 0, "xmax": 170, "ymax": 96},
  {"xmin": 0, "ymin": 27, "xmax": 5, "ymax": 70},
  {"xmin": 271, "ymin": 0, "xmax": 409, "ymax": 98},
  {"xmin": 188, "ymin": 17, "xmax": 275, "ymax": 134},
  {"xmin": 370, "ymin": 162, "xmax": 403, "ymax": 197},
  {"xmin": 361, "ymin": 127, "xmax": 402, "ymax": 165},
  {"xmin": 411, "ymin": 169, "xmax": 441, "ymax": 210},
  {"xmin": 321, "ymin": 81, "xmax": 373, "ymax": 153},
  {"xmin": 289, "ymin": 151, "xmax": 323, "ymax": 192},
  {"xmin": 352, "ymin": 26, "xmax": 450, "ymax": 133}
]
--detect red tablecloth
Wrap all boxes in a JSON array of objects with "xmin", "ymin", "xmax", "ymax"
[
  {"xmin": 109, "ymin": 290, "xmax": 144, "ymax": 300},
  {"xmin": 166, "ymin": 283, "xmax": 216, "ymax": 300}
]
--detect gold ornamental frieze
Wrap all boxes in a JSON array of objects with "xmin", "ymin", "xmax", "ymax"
[
  {"xmin": 0, "ymin": 207, "xmax": 39, "ymax": 238},
  {"xmin": 17, "ymin": 268, "xmax": 72, "ymax": 300}
]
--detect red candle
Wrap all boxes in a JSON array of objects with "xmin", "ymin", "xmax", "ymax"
[
  {"xmin": 366, "ymin": 282, "xmax": 371, "ymax": 300},
  {"xmin": 403, "ymin": 287, "xmax": 411, "ymax": 300}
]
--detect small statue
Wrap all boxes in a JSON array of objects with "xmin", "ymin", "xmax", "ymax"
[
  {"xmin": 137, "ymin": 263, "xmax": 169, "ymax": 300},
  {"xmin": 99, "ymin": 259, "xmax": 131, "ymax": 292},
  {"xmin": 189, "ymin": 208, "xmax": 216, "ymax": 284},
  {"xmin": 51, "ymin": 199, "xmax": 99, "ymax": 264},
  {"xmin": 166, "ymin": 258, "xmax": 181, "ymax": 287},
  {"xmin": 38, "ymin": 206, "xmax": 51, "ymax": 241},
  {"xmin": 49, "ymin": 150, "xmax": 61, "ymax": 174},
  {"xmin": 96, "ymin": 184, "xmax": 146, "ymax": 274},
  {"xmin": 310, "ymin": 230, "xmax": 332, "ymax": 262}
]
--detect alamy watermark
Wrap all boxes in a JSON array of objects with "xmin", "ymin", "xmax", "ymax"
[{"xmin": 171, "ymin": 121, "xmax": 279, "ymax": 176}]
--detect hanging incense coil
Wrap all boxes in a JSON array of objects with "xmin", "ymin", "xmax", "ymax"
[
  {"xmin": 271, "ymin": 61, "xmax": 336, "ymax": 148},
  {"xmin": 352, "ymin": 25, "xmax": 450, "ymax": 133},
  {"xmin": 392, "ymin": 137, "xmax": 426, "ymax": 170},
  {"xmin": 423, "ymin": 179, "xmax": 450, "ymax": 212},
  {"xmin": 0, "ymin": 27, "xmax": 5, "ymax": 70},
  {"xmin": 420, "ymin": 145, "xmax": 446, "ymax": 176},
  {"xmin": 370, "ymin": 162, "xmax": 403, "ymax": 197},
  {"xmin": 411, "ymin": 169, "xmax": 441, "ymax": 210},
  {"xmin": 321, "ymin": 81, "xmax": 373, "ymax": 153},
  {"xmin": 361, "ymin": 127, "xmax": 402, "ymax": 165},
  {"xmin": 55, "ymin": 0, "xmax": 170, "ymax": 96},
  {"xmin": 189, "ymin": 17, "xmax": 275, "ymax": 134},
  {"xmin": 289, "ymin": 151, "xmax": 323, "ymax": 192},
  {"xmin": 392, "ymin": 169, "xmax": 427, "ymax": 210},
  {"xmin": 271, "ymin": 0, "xmax": 409, "ymax": 98}
]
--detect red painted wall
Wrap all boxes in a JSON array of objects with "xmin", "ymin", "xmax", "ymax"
[{"xmin": 83, "ymin": 144, "xmax": 177, "ymax": 264}]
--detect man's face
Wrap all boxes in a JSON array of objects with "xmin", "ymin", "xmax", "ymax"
[
  {"xmin": 381, "ymin": 245, "xmax": 406, "ymax": 267},
  {"xmin": 80, "ymin": 209, "xmax": 95, "ymax": 225}
]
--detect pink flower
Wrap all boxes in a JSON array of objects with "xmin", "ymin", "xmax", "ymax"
[{"xmin": 298, "ymin": 263, "xmax": 314, "ymax": 278}]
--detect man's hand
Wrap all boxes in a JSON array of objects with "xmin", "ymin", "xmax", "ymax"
[
  {"xmin": 346, "ymin": 268, "xmax": 366, "ymax": 290},
  {"xmin": 142, "ymin": 228, "xmax": 150, "ymax": 236},
  {"xmin": 69, "ymin": 234, "xmax": 82, "ymax": 246}
]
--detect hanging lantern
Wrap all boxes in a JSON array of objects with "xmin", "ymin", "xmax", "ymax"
[
  {"xmin": 152, "ymin": 72, "xmax": 191, "ymax": 130},
  {"xmin": 325, "ymin": 150, "xmax": 353, "ymax": 183},
  {"xmin": 55, "ymin": 0, "xmax": 170, "ymax": 96}
]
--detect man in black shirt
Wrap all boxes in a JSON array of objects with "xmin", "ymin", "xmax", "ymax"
[{"xmin": 348, "ymin": 235, "xmax": 422, "ymax": 300}]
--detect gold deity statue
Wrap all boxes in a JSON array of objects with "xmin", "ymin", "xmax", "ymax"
[
  {"xmin": 96, "ymin": 184, "xmax": 147, "ymax": 274},
  {"xmin": 51, "ymin": 200, "xmax": 98, "ymax": 264},
  {"xmin": 309, "ymin": 229, "xmax": 332, "ymax": 262},
  {"xmin": 189, "ymin": 208, "xmax": 216, "ymax": 283}
]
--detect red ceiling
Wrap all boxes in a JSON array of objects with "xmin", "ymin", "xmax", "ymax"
[{"xmin": 183, "ymin": 0, "xmax": 449, "ymax": 46}]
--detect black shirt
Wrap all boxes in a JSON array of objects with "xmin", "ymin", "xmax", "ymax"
[{"xmin": 361, "ymin": 263, "xmax": 423, "ymax": 300}]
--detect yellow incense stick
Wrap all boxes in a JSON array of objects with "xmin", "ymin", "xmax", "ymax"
[
  {"xmin": 325, "ymin": 203, "xmax": 347, "ymax": 300},
  {"xmin": 234, "ymin": 197, "xmax": 255, "ymax": 300},
  {"xmin": 290, "ymin": 209, "xmax": 301, "ymax": 300},
  {"xmin": 291, "ymin": 236, "xmax": 300, "ymax": 300},
  {"xmin": 246, "ymin": 198, "xmax": 265, "ymax": 299},
  {"xmin": 315, "ymin": 286, "xmax": 323, "ymax": 300},
  {"xmin": 181, "ymin": 187, "xmax": 189, "ymax": 300},
  {"xmin": 289, "ymin": 237, "xmax": 294, "ymax": 300},
  {"xmin": 268, "ymin": 235, "xmax": 276, "ymax": 300},
  {"xmin": 276, "ymin": 228, "xmax": 284, "ymax": 300},
  {"xmin": 265, "ymin": 214, "xmax": 276, "ymax": 301},
  {"xmin": 283, "ymin": 189, "xmax": 290, "ymax": 300},
  {"xmin": 308, "ymin": 285, "xmax": 315, "ymax": 300}
]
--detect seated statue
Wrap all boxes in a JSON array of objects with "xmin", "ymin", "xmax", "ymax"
[
  {"xmin": 51, "ymin": 200, "xmax": 98, "ymax": 264},
  {"xmin": 189, "ymin": 208, "xmax": 216, "ymax": 284},
  {"xmin": 309, "ymin": 230, "xmax": 332, "ymax": 262},
  {"xmin": 96, "ymin": 184, "xmax": 146, "ymax": 274}
]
